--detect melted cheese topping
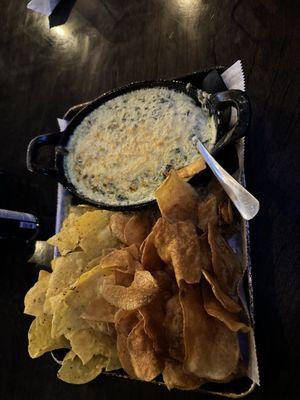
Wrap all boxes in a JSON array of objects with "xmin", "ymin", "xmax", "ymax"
[{"xmin": 65, "ymin": 88, "xmax": 216, "ymax": 205}]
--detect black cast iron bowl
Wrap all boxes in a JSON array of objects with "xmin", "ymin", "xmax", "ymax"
[{"xmin": 27, "ymin": 80, "xmax": 250, "ymax": 211}]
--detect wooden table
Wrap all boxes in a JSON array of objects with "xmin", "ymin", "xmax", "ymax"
[{"xmin": 0, "ymin": 1, "xmax": 299, "ymax": 399}]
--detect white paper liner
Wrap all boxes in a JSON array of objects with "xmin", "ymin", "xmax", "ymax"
[
  {"xmin": 27, "ymin": 0, "xmax": 62, "ymax": 17},
  {"xmin": 53, "ymin": 60, "xmax": 260, "ymax": 390}
]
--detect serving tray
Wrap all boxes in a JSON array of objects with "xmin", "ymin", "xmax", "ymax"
[{"xmin": 52, "ymin": 65, "xmax": 259, "ymax": 397}]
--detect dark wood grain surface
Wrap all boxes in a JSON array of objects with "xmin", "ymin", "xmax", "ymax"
[{"xmin": 0, "ymin": 1, "xmax": 299, "ymax": 399}]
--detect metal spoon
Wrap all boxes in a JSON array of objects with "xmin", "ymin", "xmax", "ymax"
[{"xmin": 193, "ymin": 137, "xmax": 260, "ymax": 220}]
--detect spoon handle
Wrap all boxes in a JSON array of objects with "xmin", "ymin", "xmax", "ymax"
[{"xmin": 194, "ymin": 139, "xmax": 260, "ymax": 220}]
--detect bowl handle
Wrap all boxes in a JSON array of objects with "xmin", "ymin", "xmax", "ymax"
[
  {"xmin": 209, "ymin": 89, "xmax": 251, "ymax": 153},
  {"xmin": 27, "ymin": 132, "xmax": 62, "ymax": 178}
]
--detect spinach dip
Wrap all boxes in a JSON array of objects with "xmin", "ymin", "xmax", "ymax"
[{"xmin": 65, "ymin": 88, "xmax": 217, "ymax": 205}]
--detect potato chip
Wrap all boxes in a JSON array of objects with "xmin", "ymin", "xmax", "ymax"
[
  {"xmin": 202, "ymin": 281, "xmax": 249, "ymax": 333},
  {"xmin": 115, "ymin": 270, "xmax": 134, "ymax": 287},
  {"xmin": 208, "ymin": 223, "xmax": 243, "ymax": 296},
  {"xmin": 127, "ymin": 320, "xmax": 163, "ymax": 381},
  {"xmin": 164, "ymin": 294, "xmax": 184, "ymax": 362},
  {"xmin": 106, "ymin": 347, "xmax": 122, "ymax": 371},
  {"xmin": 202, "ymin": 270, "xmax": 241, "ymax": 313},
  {"xmin": 180, "ymin": 282, "xmax": 239, "ymax": 381},
  {"xmin": 197, "ymin": 195, "xmax": 218, "ymax": 230},
  {"xmin": 124, "ymin": 214, "xmax": 151, "ymax": 246},
  {"xmin": 141, "ymin": 222, "xmax": 165, "ymax": 271},
  {"xmin": 162, "ymin": 359, "xmax": 204, "ymax": 390},
  {"xmin": 28, "ymin": 313, "xmax": 69, "ymax": 358},
  {"xmin": 44, "ymin": 252, "xmax": 90, "ymax": 314},
  {"xmin": 109, "ymin": 212, "xmax": 132, "ymax": 244},
  {"xmin": 102, "ymin": 271, "xmax": 159, "ymax": 310},
  {"xmin": 139, "ymin": 296, "xmax": 167, "ymax": 353},
  {"xmin": 57, "ymin": 350, "xmax": 106, "ymax": 384},
  {"xmin": 176, "ymin": 157, "xmax": 206, "ymax": 180},
  {"xmin": 154, "ymin": 218, "xmax": 203, "ymax": 284},
  {"xmin": 81, "ymin": 296, "xmax": 118, "ymax": 323},
  {"xmin": 155, "ymin": 170, "xmax": 199, "ymax": 223},
  {"xmin": 115, "ymin": 310, "xmax": 139, "ymax": 377},
  {"xmin": 100, "ymin": 246, "xmax": 141, "ymax": 273},
  {"xmin": 24, "ymin": 270, "xmax": 50, "ymax": 317},
  {"xmin": 65, "ymin": 328, "xmax": 116, "ymax": 364},
  {"xmin": 47, "ymin": 212, "xmax": 80, "ymax": 256},
  {"xmin": 198, "ymin": 232, "xmax": 213, "ymax": 272},
  {"xmin": 219, "ymin": 199, "xmax": 233, "ymax": 225}
]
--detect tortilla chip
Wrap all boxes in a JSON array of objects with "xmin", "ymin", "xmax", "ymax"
[
  {"xmin": 197, "ymin": 195, "xmax": 218, "ymax": 230},
  {"xmin": 76, "ymin": 210, "xmax": 119, "ymax": 259},
  {"xmin": 208, "ymin": 224, "xmax": 243, "ymax": 296},
  {"xmin": 101, "ymin": 271, "xmax": 159, "ymax": 310},
  {"xmin": 81, "ymin": 296, "xmax": 118, "ymax": 323},
  {"xmin": 65, "ymin": 328, "xmax": 116, "ymax": 364},
  {"xmin": 155, "ymin": 170, "xmax": 199, "ymax": 223},
  {"xmin": 163, "ymin": 359, "xmax": 204, "ymax": 390},
  {"xmin": 24, "ymin": 270, "xmax": 50, "ymax": 317},
  {"xmin": 180, "ymin": 282, "xmax": 239, "ymax": 381},
  {"xmin": 164, "ymin": 294, "xmax": 185, "ymax": 362},
  {"xmin": 44, "ymin": 252, "xmax": 90, "ymax": 314},
  {"xmin": 202, "ymin": 270, "xmax": 241, "ymax": 313},
  {"xmin": 202, "ymin": 281, "xmax": 249, "ymax": 333},
  {"xmin": 57, "ymin": 350, "xmax": 106, "ymax": 384},
  {"xmin": 85, "ymin": 320, "xmax": 116, "ymax": 337},
  {"xmin": 154, "ymin": 218, "xmax": 203, "ymax": 285},
  {"xmin": 109, "ymin": 212, "xmax": 132, "ymax": 244},
  {"xmin": 127, "ymin": 320, "xmax": 163, "ymax": 381},
  {"xmin": 115, "ymin": 310, "xmax": 139, "ymax": 377},
  {"xmin": 51, "ymin": 265, "xmax": 114, "ymax": 338},
  {"xmin": 28, "ymin": 313, "xmax": 69, "ymax": 358},
  {"xmin": 47, "ymin": 212, "xmax": 80, "ymax": 256},
  {"xmin": 124, "ymin": 214, "xmax": 151, "ymax": 246},
  {"xmin": 176, "ymin": 157, "xmax": 206, "ymax": 180}
]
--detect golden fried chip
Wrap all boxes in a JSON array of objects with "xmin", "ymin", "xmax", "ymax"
[
  {"xmin": 51, "ymin": 266, "xmax": 114, "ymax": 338},
  {"xmin": 109, "ymin": 212, "xmax": 132, "ymax": 244},
  {"xmin": 100, "ymin": 246, "xmax": 141, "ymax": 273},
  {"xmin": 124, "ymin": 214, "xmax": 151, "ymax": 246},
  {"xmin": 44, "ymin": 252, "xmax": 90, "ymax": 314},
  {"xmin": 47, "ymin": 213, "xmax": 80, "ymax": 256},
  {"xmin": 176, "ymin": 157, "xmax": 206, "ymax": 180},
  {"xmin": 164, "ymin": 294, "xmax": 185, "ymax": 362},
  {"xmin": 202, "ymin": 281, "xmax": 249, "ymax": 333},
  {"xmin": 180, "ymin": 282, "xmax": 239, "ymax": 381},
  {"xmin": 101, "ymin": 271, "xmax": 159, "ymax": 310},
  {"xmin": 65, "ymin": 328, "xmax": 116, "ymax": 364},
  {"xmin": 28, "ymin": 313, "xmax": 69, "ymax": 358},
  {"xmin": 197, "ymin": 195, "xmax": 218, "ymax": 230},
  {"xmin": 219, "ymin": 199, "xmax": 233, "ymax": 225},
  {"xmin": 155, "ymin": 170, "xmax": 199, "ymax": 223},
  {"xmin": 115, "ymin": 310, "xmax": 139, "ymax": 377},
  {"xmin": 85, "ymin": 320, "xmax": 116, "ymax": 337},
  {"xmin": 127, "ymin": 320, "xmax": 163, "ymax": 381},
  {"xmin": 115, "ymin": 270, "xmax": 134, "ymax": 287},
  {"xmin": 76, "ymin": 210, "xmax": 119, "ymax": 259},
  {"xmin": 202, "ymin": 270, "xmax": 241, "ymax": 313},
  {"xmin": 208, "ymin": 223, "xmax": 243, "ymax": 296},
  {"xmin": 139, "ymin": 296, "xmax": 167, "ymax": 353},
  {"xmin": 57, "ymin": 350, "xmax": 106, "ymax": 384},
  {"xmin": 163, "ymin": 359, "xmax": 204, "ymax": 390},
  {"xmin": 81, "ymin": 296, "xmax": 118, "ymax": 323},
  {"xmin": 154, "ymin": 218, "xmax": 203, "ymax": 284},
  {"xmin": 24, "ymin": 270, "xmax": 50, "ymax": 317},
  {"xmin": 106, "ymin": 346, "xmax": 122, "ymax": 371},
  {"xmin": 141, "ymin": 221, "xmax": 166, "ymax": 271}
]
